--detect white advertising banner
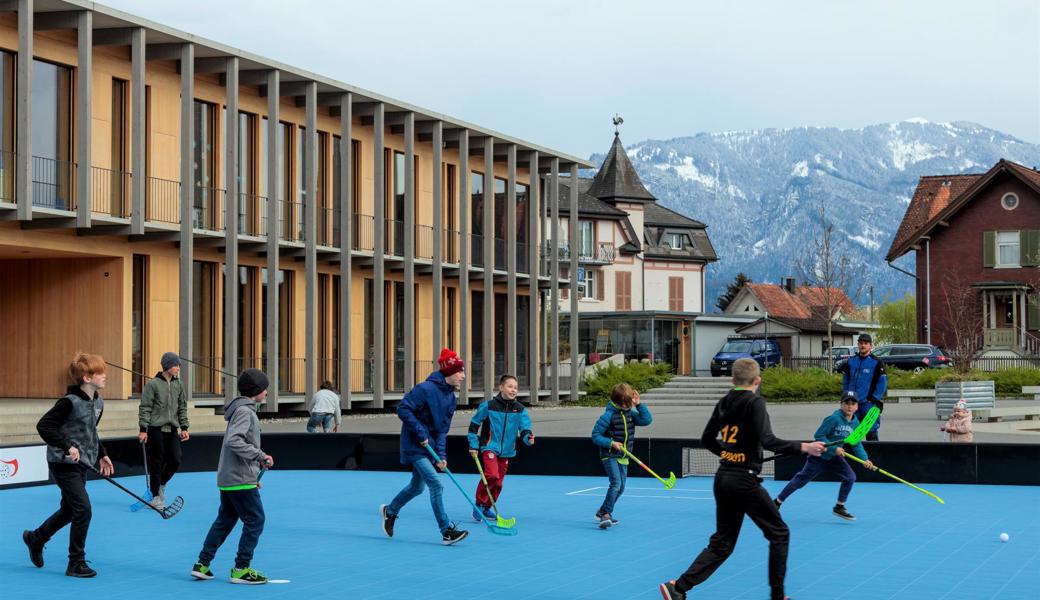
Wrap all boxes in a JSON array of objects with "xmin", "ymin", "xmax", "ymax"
[{"xmin": 0, "ymin": 445, "xmax": 50, "ymax": 487}]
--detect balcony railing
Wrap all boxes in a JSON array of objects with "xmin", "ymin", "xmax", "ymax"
[
  {"xmin": 317, "ymin": 206, "xmax": 339, "ymax": 247},
  {"xmin": 193, "ymin": 186, "xmax": 225, "ymax": 231},
  {"xmin": 443, "ymin": 228, "xmax": 460, "ymax": 263},
  {"xmin": 33, "ymin": 156, "xmax": 75, "ymax": 210},
  {"xmin": 416, "ymin": 224, "xmax": 434, "ymax": 260},
  {"xmin": 471, "ymin": 233, "xmax": 485, "ymax": 267},
  {"xmin": 494, "ymin": 237, "xmax": 506, "ymax": 270},
  {"xmin": 238, "ymin": 193, "xmax": 267, "ymax": 237},
  {"xmin": 517, "ymin": 242, "xmax": 529, "ymax": 273},
  {"xmin": 191, "ymin": 356, "xmax": 224, "ymax": 395},
  {"xmin": 984, "ymin": 327, "xmax": 1018, "ymax": 348},
  {"xmin": 415, "ymin": 360, "xmax": 436, "ymax": 385},
  {"xmin": 146, "ymin": 176, "xmax": 180, "ymax": 224},
  {"xmin": 386, "ymin": 218, "xmax": 405, "ymax": 257},
  {"xmin": 352, "ymin": 213, "xmax": 374, "ymax": 251},
  {"xmin": 349, "ymin": 358, "xmax": 374, "ymax": 393},
  {"xmin": 280, "ymin": 200, "xmax": 302, "ymax": 242},
  {"xmin": 385, "ymin": 357, "xmax": 406, "ymax": 392},
  {"xmin": 90, "ymin": 166, "xmax": 131, "ymax": 218}
]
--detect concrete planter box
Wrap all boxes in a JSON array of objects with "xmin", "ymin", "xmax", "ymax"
[{"xmin": 935, "ymin": 380, "xmax": 995, "ymax": 419}]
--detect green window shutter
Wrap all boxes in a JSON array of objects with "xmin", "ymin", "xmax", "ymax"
[
  {"xmin": 982, "ymin": 231, "xmax": 995, "ymax": 268},
  {"xmin": 1028, "ymin": 294, "xmax": 1040, "ymax": 331},
  {"xmin": 1022, "ymin": 230, "xmax": 1040, "ymax": 268}
]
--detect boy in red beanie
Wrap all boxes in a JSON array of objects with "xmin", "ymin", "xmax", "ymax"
[{"xmin": 380, "ymin": 348, "xmax": 469, "ymax": 545}]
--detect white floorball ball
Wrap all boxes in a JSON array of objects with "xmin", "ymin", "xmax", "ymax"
[{"xmin": 999, "ymin": 533, "xmax": 1009, "ymax": 543}]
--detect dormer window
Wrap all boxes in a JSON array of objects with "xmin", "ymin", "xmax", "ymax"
[{"xmin": 666, "ymin": 233, "xmax": 684, "ymax": 249}]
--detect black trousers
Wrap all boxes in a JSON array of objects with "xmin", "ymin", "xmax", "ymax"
[
  {"xmin": 865, "ymin": 430, "xmax": 879, "ymax": 442},
  {"xmin": 33, "ymin": 463, "xmax": 92, "ymax": 562},
  {"xmin": 676, "ymin": 467, "xmax": 790, "ymax": 600},
  {"xmin": 146, "ymin": 427, "xmax": 182, "ymax": 496}
]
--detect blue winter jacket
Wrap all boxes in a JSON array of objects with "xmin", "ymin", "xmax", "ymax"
[
  {"xmin": 397, "ymin": 372, "xmax": 457, "ymax": 465},
  {"xmin": 467, "ymin": 394, "xmax": 533, "ymax": 458},
  {"xmin": 840, "ymin": 353, "xmax": 887, "ymax": 433},
  {"xmin": 814, "ymin": 409, "xmax": 869, "ymax": 461},
  {"xmin": 591, "ymin": 402, "xmax": 652, "ymax": 459}
]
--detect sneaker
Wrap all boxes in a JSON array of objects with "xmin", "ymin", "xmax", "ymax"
[
  {"xmin": 65, "ymin": 560, "xmax": 97, "ymax": 578},
  {"xmin": 150, "ymin": 495, "xmax": 165, "ymax": 510},
  {"xmin": 230, "ymin": 566, "xmax": 267, "ymax": 585},
  {"xmin": 190, "ymin": 562, "xmax": 214, "ymax": 580},
  {"xmin": 598, "ymin": 513, "xmax": 614, "ymax": 530},
  {"xmin": 833, "ymin": 504, "xmax": 856, "ymax": 521},
  {"xmin": 441, "ymin": 526, "xmax": 469, "ymax": 546},
  {"xmin": 472, "ymin": 508, "xmax": 483, "ymax": 522},
  {"xmin": 380, "ymin": 504, "xmax": 396, "ymax": 538},
  {"xmin": 595, "ymin": 510, "xmax": 619, "ymax": 525},
  {"xmin": 482, "ymin": 506, "xmax": 497, "ymax": 520},
  {"xmin": 22, "ymin": 530, "xmax": 44, "ymax": 568},
  {"xmin": 659, "ymin": 580, "xmax": 686, "ymax": 600}
]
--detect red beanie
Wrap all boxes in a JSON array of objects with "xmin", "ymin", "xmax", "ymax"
[{"xmin": 438, "ymin": 347, "xmax": 465, "ymax": 377}]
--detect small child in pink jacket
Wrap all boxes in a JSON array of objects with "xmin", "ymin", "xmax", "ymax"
[{"xmin": 941, "ymin": 400, "xmax": 973, "ymax": 442}]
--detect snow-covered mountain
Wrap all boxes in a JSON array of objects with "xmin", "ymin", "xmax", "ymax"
[{"xmin": 592, "ymin": 120, "xmax": 1040, "ymax": 310}]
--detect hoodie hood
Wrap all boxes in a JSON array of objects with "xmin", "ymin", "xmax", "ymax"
[
  {"xmin": 425, "ymin": 370, "xmax": 456, "ymax": 392},
  {"xmin": 716, "ymin": 389, "xmax": 757, "ymax": 422},
  {"xmin": 224, "ymin": 395, "xmax": 256, "ymax": 422}
]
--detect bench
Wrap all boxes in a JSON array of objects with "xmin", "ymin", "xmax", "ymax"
[
  {"xmin": 886, "ymin": 389, "xmax": 936, "ymax": 404},
  {"xmin": 1023, "ymin": 386, "xmax": 1040, "ymax": 401},
  {"xmin": 972, "ymin": 407, "xmax": 1040, "ymax": 422}
]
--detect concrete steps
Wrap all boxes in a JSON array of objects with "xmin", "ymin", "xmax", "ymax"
[
  {"xmin": 640, "ymin": 376, "xmax": 732, "ymax": 407},
  {"xmin": 0, "ymin": 399, "xmax": 227, "ymax": 445}
]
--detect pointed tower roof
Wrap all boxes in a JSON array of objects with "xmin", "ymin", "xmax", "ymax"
[{"xmin": 586, "ymin": 133, "xmax": 657, "ymax": 204}]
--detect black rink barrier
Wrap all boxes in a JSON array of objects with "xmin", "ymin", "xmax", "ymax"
[{"xmin": 4, "ymin": 435, "xmax": 1039, "ymax": 488}]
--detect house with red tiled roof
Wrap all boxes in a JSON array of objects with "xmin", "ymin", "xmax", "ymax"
[
  {"xmin": 886, "ymin": 159, "xmax": 1040, "ymax": 356},
  {"xmin": 721, "ymin": 278, "xmax": 867, "ymax": 358}
]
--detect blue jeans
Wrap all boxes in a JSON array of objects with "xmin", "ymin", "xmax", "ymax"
[
  {"xmin": 387, "ymin": 458, "xmax": 451, "ymax": 532},
  {"xmin": 198, "ymin": 488, "xmax": 266, "ymax": 569},
  {"xmin": 307, "ymin": 413, "xmax": 335, "ymax": 432},
  {"xmin": 777, "ymin": 455, "xmax": 857, "ymax": 503},
  {"xmin": 599, "ymin": 457, "xmax": 628, "ymax": 514}
]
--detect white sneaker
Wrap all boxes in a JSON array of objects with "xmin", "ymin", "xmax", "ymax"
[{"xmin": 150, "ymin": 496, "xmax": 165, "ymax": 510}]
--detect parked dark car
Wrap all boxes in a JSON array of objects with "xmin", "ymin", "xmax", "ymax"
[
  {"xmin": 711, "ymin": 337, "xmax": 782, "ymax": 376},
  {"xmin": 833, "ymin": 344, "xmax": 953, "ymax": 374}
]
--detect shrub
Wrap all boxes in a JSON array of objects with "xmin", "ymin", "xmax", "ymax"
[
  {"xmin": 886, "ymin": 367, "xmax": 944, "ymax": 390},
  {"xmin": 576, "ymin": 360, "xmax": 673, "ymax": 406},
  {"xmin": 759, "ymin": 367, "xmax": 841, "ymax": 402}
]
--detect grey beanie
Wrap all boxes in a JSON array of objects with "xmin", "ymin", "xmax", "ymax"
[
  {"xmin": 237, "ymin": 368, "xmax": 269, "ymax": 398},
  {"xmin": 161, "ymin": 352, "xmax": 181, "ymax": 371}
]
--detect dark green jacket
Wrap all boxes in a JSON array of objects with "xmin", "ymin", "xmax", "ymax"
[{"xmin": 139, "ymin": 372, "xmax": 189, "ymax": 432}]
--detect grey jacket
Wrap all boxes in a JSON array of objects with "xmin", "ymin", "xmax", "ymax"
[
  {"xmin": 139, "ymin": 372, "xmax": 189, "ymax": 432},
  {"xmin": 38, "ymin": 385, "xmax": 106, "ymax": 467},
  {"xmin": 216, "ymin": 395, "xmax": 265, "ymax": 488}
]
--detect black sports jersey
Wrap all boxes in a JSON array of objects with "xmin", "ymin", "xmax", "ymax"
[{"xmin": 701, "ymin": 389, "xmax": 801, "ymax": 474}]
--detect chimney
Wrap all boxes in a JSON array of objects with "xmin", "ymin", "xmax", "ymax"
[{"xmin": 783, "ymin": 277, "xmax": 796, "ymax": 294}]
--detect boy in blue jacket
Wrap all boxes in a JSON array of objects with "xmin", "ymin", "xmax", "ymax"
[
  {"xmin": 591, "ymin": 383, "xmax": 652, "ymax": 529},
  {"xmin": 468, "ymin": 374, "xmax": 535, "ymax": 521},
  {"xmin": 380, "ymin": 348, "xmax": 469, "ymax": 546},
  {"xmin": 774, "ymin": 391, "xmax": 877, "ymax": 521}
]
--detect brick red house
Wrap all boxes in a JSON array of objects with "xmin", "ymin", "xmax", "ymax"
[{"xmin": 886, "ymin": 159, "xmax": 1040, "ymax": 355}]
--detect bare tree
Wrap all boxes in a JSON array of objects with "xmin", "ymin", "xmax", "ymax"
[
  {"xmin": 938, "ymin": 271, "xmax": 984, "ymax": 373},
  {"xmin": 794, "ymin": 202, "xmax": 863, "ymax": 370}
]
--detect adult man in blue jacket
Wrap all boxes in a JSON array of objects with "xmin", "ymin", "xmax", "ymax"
[
  {"xmin": 380, "ymin": 348, "xmax": 469, "ymax": 546},
  {"xmin": 839, "ymin": 334, "xmax": 887, "ymax": 441}
]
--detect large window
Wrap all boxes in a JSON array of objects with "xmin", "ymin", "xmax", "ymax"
[
  {"xmin": 582, "ymin": 270, "xmax": 597, "ymax": 300},
  {"xmin": 278, "ymin": 122, "xmax": 292, "ymax": 239},
  {"xmin": 495, "ymin": 178, "xmax": 507, "ymax": 269},
  {"xmin": 192, "ymin": 100, "xmax": 218, "ymax": 229},
  {"xmin": 997, "ymin": 231, "xmax": 1020, "ymax": 267},
  {"xmin": 471, "ymin": 171, "xmax": 484, "ymax": 266},
  {"xmin": 32, "ymin": 60, "xmax": 73, "ymax": 209},
  {"xmin": 238, "ymin": 112, "xmax": 257, "ymax": 234},
  {"xmin": 0, "ymin": 50, "xmax": 14, "ymax": 201},
  {"xmin": 192, "ymin": 261, "xmax": 218, "ymax": 393},
  {"xmin": 579, "ymin": 220, "xmax": 594, "ymax": 257},
  {"xmin": 392, "ymin": 151, "xmax": 406, "ymax": 255},
  {"xmin": 109, "ymin": 79, "xmax": 128, "ymax": 216},
  {"xmin": 445, "ymin": 287, "xmax": 457, "ymax": 350},
  {"xmin": 318, "ymin": 132, "xmax": 329, "ymax": 245},
  {"xmin": 131, "ymin": 255, "xmax": 148, "ymax": 394},
  {"xmin": 296, "ymin": 126, "xmax": 307, "ymax": 239}
]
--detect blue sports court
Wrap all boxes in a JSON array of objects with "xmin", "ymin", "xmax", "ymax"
[{"xmin": 1, "ymin": 470, "xmax": 1037, "ymax": 599}]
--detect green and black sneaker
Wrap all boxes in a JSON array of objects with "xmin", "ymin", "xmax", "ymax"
[
  {"xmin": 190, "ymin": 562, "xmax": 214, "ymax": 580},
  {"xmin": 230, "ymin": 566, "xmax": 268, "ymax": 585}
]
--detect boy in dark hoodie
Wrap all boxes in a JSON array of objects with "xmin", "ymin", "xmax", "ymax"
[
  {"xmin": 774, "ymin": 391, "xmax": 876, "ymax": 521},
  {"xmin": 138, "ymin": 351, "xmax": 190, "ymax": 510},
  {"xmin": 380, "ymin": 348, "xmax": 469, "ymax": 546},
  {"xmin": 659, "ymin": 358, "xmax": 825, "ymax": 600},
  {"xmin": 191, "ymin": 368, "xmax": 273, "ymax": 585},
  {"xmin": 591, "ymin": 383, "xmax": 652, "ymax": 529},
  {"xmin": 23, "ymin": 353, "xmax": 113, "ymax": 578},
  {"xmin": 467, "ymin": 374, "xmax": 535, "ymax": 521}
]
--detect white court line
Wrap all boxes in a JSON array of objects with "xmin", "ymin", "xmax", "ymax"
[
  {"xmin": 565, "ymin": 486, "xmax": 604, "ymax": 495},
  {"xmin": 566, "ymin": 486, "xmax": 710, "ymax": 495},
  {"xmin": 566, "ymin": 491, "xmax": 713, "ymax": 500}
]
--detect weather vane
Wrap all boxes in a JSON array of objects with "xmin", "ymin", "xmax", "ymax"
[{"xmin": 613, "ymin": 113, "xmax": 623, "ymax": 135}]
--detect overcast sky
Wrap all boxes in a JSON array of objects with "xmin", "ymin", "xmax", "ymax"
[{"xmin": 103, "ymin": 0, "xmax": 1040, "ymax": 157}]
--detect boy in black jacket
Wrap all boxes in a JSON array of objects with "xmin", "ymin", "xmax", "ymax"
[
  {"xmin": 23, "ymin": 353, "xmax": 114, "ymax": 578},
  {"xmin": 659, "ymin": 358, "xmax": 824, "ymax": 600}
]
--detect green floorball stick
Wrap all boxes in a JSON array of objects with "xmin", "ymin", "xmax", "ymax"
[
  {"xmin": 762, "ymin": 406, "xmax": 880, "ymax": 464},
  {"xmin": 842, "ymin": 452, "xmax": 945, "ymax": 505},
  {"xmin": 618, "ymin": 446, "xmax": 676, "ymax": 489},
  {"xmin": 424, "ymin": 444, "xmax": 518, "ymax": 536},
  {"xmin": 472, "ymin": 453, "xmax": 517, "ymax": 529}
]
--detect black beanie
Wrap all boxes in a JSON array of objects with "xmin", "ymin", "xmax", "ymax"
[{"xmin": 237, "ymin": 368, "xmax": 269, "ymax": 398}]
